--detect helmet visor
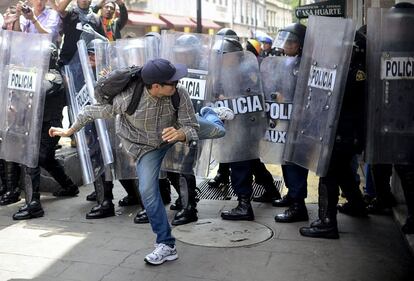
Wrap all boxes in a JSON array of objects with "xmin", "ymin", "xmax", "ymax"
[{"xmin": 272, "ymin": 31, "xmax": 301, "ymax": 52}]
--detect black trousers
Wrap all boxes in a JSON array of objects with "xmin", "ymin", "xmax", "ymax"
[{"xmin": 26, "ymin": 119, "xmax": 75, "ymax": 193}]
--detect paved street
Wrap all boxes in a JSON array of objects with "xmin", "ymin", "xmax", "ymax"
[{"xmin": 0, "ymin": 183, "xmax": 413, "ymax": 281}]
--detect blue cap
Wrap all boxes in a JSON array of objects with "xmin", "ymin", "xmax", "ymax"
[{"xmin": 141, "ymin": 58, "xmax": 188, "ymax": 84}]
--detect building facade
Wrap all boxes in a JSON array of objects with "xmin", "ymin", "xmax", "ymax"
[
  {"xmin": 230, "ymin": 0, "xmax": 267, "ymax": 38},
  {"xmin": 124, "ymin": 0, "xmax": 229, "ymax": 36},
  {"xmin": 265, "ymin": 0, "xmax": 293, "ymax": 38}
]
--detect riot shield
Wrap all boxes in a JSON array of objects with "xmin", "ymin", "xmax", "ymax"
[
  {"xmin": 92, "ymin": 38, "xmax": 159, "ymax": 179},
  {"xmin": 63, "ymin": 51, "xmax": 105, "ymax": 184},
  {"xmin": 94, "ymin": 40, "xmax": 137, "ymax": 179},
  {"xmin": 0, "ymin": 30, "xmax": 51, "ymax": 168},
  {"xmin": 283, "ymin": 16, "xmax": 356, "ymax": 176},
  {"xmin": 365, "ymin": 8, "xmax": 414, "ymax": 164},
  {"xmin": 77, "ymin": 40, "xmax": 113, "ymax": 166},
  {"xmin": 159, "ymin": 31, "xmax": 215, "ymax": 176},
  {"xmin": 259, "ymin": 56, "xmax": 300, "ymax": 164},
  {"xmin": 207, "ymin": 50, "xmax": 266, "ymax": 163},
  {"xmin": 116, "ymin": 37, "xmax": 159, "ymax": 67}
]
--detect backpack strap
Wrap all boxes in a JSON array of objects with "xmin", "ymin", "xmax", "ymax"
[
  {"xmin": 125, "ymin": 68, "xmax": 144, "ymax": 115},
  {"xmin": 125, "ymin": 80, "xmax": 144, "ymax": 115}
]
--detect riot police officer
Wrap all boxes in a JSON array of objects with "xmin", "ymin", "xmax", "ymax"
[
  {"xmin": 300, "ymin": 27, "xmax": 368, "ymax": 238},
  {"xmin": 215, "ymin": 37, "xmax": 264, "ymax": 221},
  {"xmin": 13, "ymin": 44, "xmax": 79, "ymax": 220},
  {"xmin": 272, "ymin": 23, "xmax": 310, "ymax": 223}
]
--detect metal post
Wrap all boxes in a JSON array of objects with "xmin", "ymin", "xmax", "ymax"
[{"xmin": 197, "ymin": 0, "xmax": 202, "ymax": 33}]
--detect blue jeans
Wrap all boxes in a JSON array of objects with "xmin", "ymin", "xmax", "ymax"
[
  {"xmin": 197, "ymin": 108, "xmax": 225, "ymax": 140},
  {"xmin": 137, "ymin": 144, "xmax": 175, "ymax": 246}
]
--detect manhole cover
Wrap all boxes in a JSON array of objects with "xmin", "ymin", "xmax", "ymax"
[{"xmin": 172, "ymin": 218, "xmax": 273, "ymax": 247}]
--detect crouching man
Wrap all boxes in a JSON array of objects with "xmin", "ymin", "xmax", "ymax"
[{"xmin": 50, "ymin": 58, "xmax": 198, "ymax": 265}]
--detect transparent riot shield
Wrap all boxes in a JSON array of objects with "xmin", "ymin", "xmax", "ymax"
[
  {"xmin": 63, "ymin": 52, "xmax": 105, "ymax": 184},
  {"xmin": 0, "ymin": 31, "xmax": 51, "ymax": 167},
  {"xmin": 259, "ymin": 56, "xmax": 300, "ymax": 164},
  {"xmin": 77, "ymin": 40, "xmax": 113, "ymax": 166},
  {"xmin": 207, "ymin": 50, "xmax": 266, "ymax": 163},
  {"xmin": 92, "ymin": 38, "xmax": 159, "ymax": 179},
  {"xmin": 116, "ymin": 37, "xmax": 159, "ymax": 67},
  {"xmin": 283, "ymin": 16, "xmax": 355, "ymax": 176},
  {"xmin": 94, "ymin": 40, "xmax": 137, "ymax": 179},
  {"xmin": 159, "ymin": 31, "xmax": 214, "ymax": 176},
  {"xmin": 365, "ymin": 8, "xmax": 414, "ymax": 164}
]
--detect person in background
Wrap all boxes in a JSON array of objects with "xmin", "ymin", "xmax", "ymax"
[
  {"xmin": 259, "ymin": 36, "xmax": 274, "ymax": 57},
  {"xmin": 15, "ymin": 0, "xmax": 61, "ymax": 43},
  {"xmin": 2, "ymin": 5, "xmax": 19, "ymax": 30},
  {"xmin": 50, "ymin": 0, "xmax": 105, "ymax": 65},
  {"xmin": 272, "ymin": 23, "xmax": 310, "ymax": 224},
  {"xmin": 92, "ymin": 0, "xmax": 127, "ymax": 41}
]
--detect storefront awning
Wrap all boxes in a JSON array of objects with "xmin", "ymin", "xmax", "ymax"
[
  {"xmin": 159, "ymin": 14, "xmax": 197, "ymax": 28},
  {"xmin": 190, "ymin": 18, "xmax": 221, "ymax": 29},
  {"xmin": 128, "ymin": 12, "xmax": 167, "ymax": 27}
]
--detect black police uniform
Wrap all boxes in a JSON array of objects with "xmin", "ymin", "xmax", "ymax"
[
  {"xmin": 12, "ymin": 69, "xmax": 80, "ymax": 220},
  {"xmin": 300, "ymin": 52, "xmax": 367, "ymax": 239}
]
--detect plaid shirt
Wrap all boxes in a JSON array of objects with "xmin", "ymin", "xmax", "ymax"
[{"xmin": 72, "ymin": 84, "xmax": 199, "ymax": 162}]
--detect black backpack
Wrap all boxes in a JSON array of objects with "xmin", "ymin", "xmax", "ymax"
[{"xmin": 94, "ymin": 66, "xmax": 180, "ymax": 115}]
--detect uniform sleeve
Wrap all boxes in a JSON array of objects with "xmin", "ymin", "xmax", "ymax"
[
  {"xmin": 71, "ymin": 104, "xmax": 115, "ymax": 132},
  {"xmin": 176, "ymin": 86, "xmax": 199, "ymax": 142}
]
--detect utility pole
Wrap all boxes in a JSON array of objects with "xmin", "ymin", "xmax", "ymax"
[{"xmin": 197, "ymin": 0, "xmax": 202, "ymax": 33}]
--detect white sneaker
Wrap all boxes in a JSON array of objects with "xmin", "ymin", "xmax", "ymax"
[
  {"xmin": 213, "ymin": 107, "xmax": 234, "ymax": 121},
  {"xmin": 144, "ymin": 243, "xmax": 178, "ymax": 265}
]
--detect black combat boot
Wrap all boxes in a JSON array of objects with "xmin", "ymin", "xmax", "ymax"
[
  {"xmin": 118, "ymin": 179, "xmax": 140, "ymax": 206},
  {"xmin": 252, "ymin": 160, "xmax": 281, "ymax": 203},
  {"xmin": 171, "ymin": 174, "xmax": 198, "ymax": 225},
  {"xmin": 134, "ymin": 209, "xmax": 149, "ymax": 224},
  {"xmin": 208, "ymin": 163, "xmax": 230, "ymax": 188},
  {"xmin": 366, "ymin": 196, "xmax": 396, "ymax": 215},
  {"xmin": 337, "ymin": 179, "xmax": 368, "ymax": 217},
  {"xmin": 170, "ymin": 197, "xmax": 182, "ymax": 211},
  {"xmin": 368, "ymin": 164, "xmax": 395, "ymax": 214},
  {"xmin": 12, "ymin": 192, "xmax": 44, "ymax": 220},
  {"xmin": 300, "ymin": 182, "xmax": 339, "ymax": 239},
  {"xmin": 86, "ymin": 190, "xmax": 97, "ymax": 202},
  {"xmin": 0, "ymin": 162, "xmax": 21, "ymax": 206},
  {"xmin": 86, "ymin": 180, "xmax": 115, "ymax": 219},
  {"xmin": 253, "ymin": 190, "xmax": 281, "ymax": 203},
  {"xmin": 86, "ymin": 199, "xmax": 115, "ymax": 219},
  {"xmin": 272, "ymin": 195, "xmax": 293, "ymax": 207},
  {"xmin": 337, "ymin": 201, "xmax": 368, "ymax": 217},
  {"xmin": 221, "ymin": 195, "xmax": 254, "ymax": 221},
  {"xmin": 275, "ymin": 201, "xmax": 309, "ymax": 223}
]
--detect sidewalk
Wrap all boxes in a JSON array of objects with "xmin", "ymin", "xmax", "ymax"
[{"xmin": 0, "ymin": 183, "xmax": 413, "ymax": 281}]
